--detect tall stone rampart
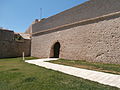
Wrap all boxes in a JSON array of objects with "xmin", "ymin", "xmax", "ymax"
[{"xmin": 31, "ymin": 13, "xmax": 120, "ymax": 64}]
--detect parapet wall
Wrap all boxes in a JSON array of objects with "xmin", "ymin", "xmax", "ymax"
[
  {"xmin": 0, "ymin": 29, "xmax": 31, "ymax": 58},
  {"xmin": 32, "ymin": 11, "xmax": 120, "ymax": 36},
  {"xmin": 0, "ymin": 29, "xmax": 14, "ymax": 41},
  {"xmin": 32, "ymin": 0, "xmax": 120, "ymax": 33}
]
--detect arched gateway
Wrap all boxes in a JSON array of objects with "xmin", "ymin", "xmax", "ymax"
[{"xmin": 50, "ymin": 42, "xmax": 60, "ymax": 58}]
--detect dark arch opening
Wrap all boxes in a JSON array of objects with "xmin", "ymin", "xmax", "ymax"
[{"xmin": 51, "ymin": 42, "xmax": 60, "ymax": 58}]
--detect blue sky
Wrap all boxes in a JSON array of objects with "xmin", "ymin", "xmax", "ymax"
[{"xmin": 0, "ymin": 0, "xmax": 88, "ymax": 33}]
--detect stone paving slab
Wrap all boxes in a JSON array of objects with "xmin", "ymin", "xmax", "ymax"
[{"xmin": 25, "ymin": 58, "xmax": 120, "ymax": 88}]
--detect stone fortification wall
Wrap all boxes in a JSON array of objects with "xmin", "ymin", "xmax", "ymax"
[
  {"xmin": 32, "ymin": 0, "xmax": 120, "ymax": 33},
  {"xmin": 0, "ymin": 29, "xmax": 31, "ymax": 58},
  {"xmin": 0, "ymin": 29, "xmax": 14, "ymax": 41},
  {"xmin": 31, "ymin": 14, "xmax": 120, "ymax": 64}
]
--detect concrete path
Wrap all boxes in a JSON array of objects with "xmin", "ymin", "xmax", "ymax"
[{"xmin": 25, "ymin": 58, "xmax": 120, "ymax": 88}]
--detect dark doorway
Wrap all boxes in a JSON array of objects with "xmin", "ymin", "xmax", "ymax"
[{"xmin": 52, "ymin": 42, "xmax": 60, "ymax": 58}]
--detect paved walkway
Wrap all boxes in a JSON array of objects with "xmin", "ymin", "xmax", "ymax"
[{"xmin": 25, "ymin": 58, "xmax": 120, "ymax": 88}]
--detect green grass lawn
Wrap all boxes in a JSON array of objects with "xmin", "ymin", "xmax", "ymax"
[
  {"xmin": 0, "ymin": 57, "xmax": 119, "ymax": 90},
  {"xmin": 49, "ymin": 59, "xmax": 120, "ymax": 75}
]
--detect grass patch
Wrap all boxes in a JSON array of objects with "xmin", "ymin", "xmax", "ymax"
[
  {"xmin": 23, "ymin": 77, "xmax": 37, "ymax": 82},
  {"xmin": 0, "ymin": 57, "xmax": 119, "ymax": 90},
  {"xmin": 0, "ymin": 57, "xmax": 39, "ymax": 61},
  {"xmin": 49, "ymin": 59, "xmax": 120, "ymax": 75},
  {"xmin": 8, "ymin": 68, "xmax": 20, "ymax": 71}
]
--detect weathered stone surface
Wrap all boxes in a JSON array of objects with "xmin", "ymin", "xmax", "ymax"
[
  {"xmin": 31, "ymin": 16, "xmax": 120, "ymax": 64},
  {"xmin": 0, "ymin": 40, "xmax": 31, "ymax": 58},
  {"xmin": 0, "ymin": 30, "xmax": 31, "ymax": 58},
  {"xmin": 0, "ymin": 29, "xmax": 14, "ymax": 41},
  {"xmin": 32, "ymin": 0, "xmax": 120, "ymax": 33}
]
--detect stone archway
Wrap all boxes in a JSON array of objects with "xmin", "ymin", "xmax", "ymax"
[{"xmin": 50, "ymin": 42, "xmax": 60, "ymax": 58}]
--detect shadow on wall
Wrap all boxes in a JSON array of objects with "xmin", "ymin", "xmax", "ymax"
[{"xmin": 50, "ymin": 42, "xmax": 60, "ymax": 58}]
